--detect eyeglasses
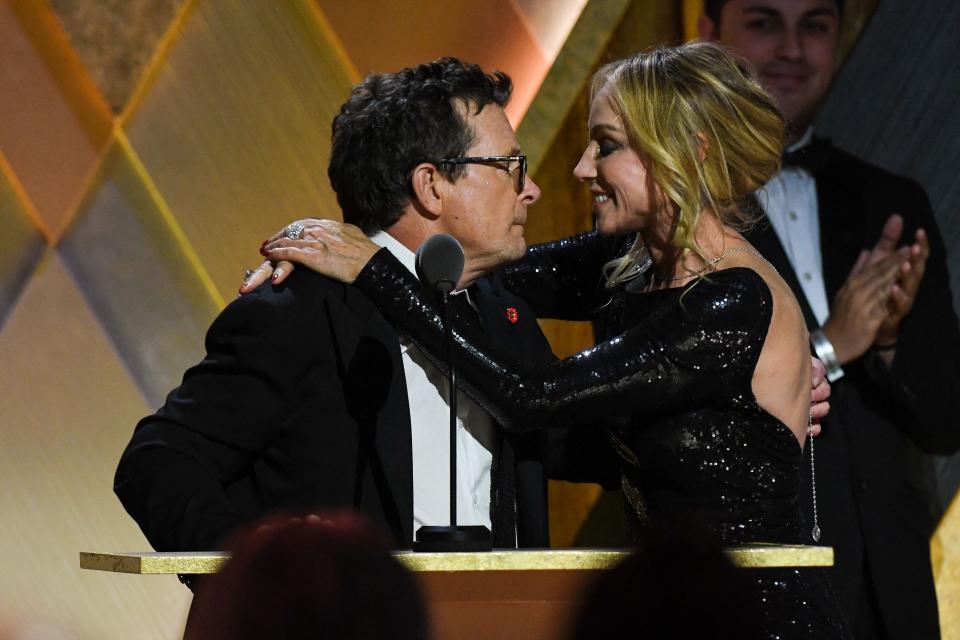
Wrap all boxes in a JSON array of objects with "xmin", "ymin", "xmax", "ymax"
[{"xmin": 437, "ymin": 155, "xmax": 527, "ymax": 194}]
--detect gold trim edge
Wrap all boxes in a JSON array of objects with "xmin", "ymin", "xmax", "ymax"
[{"xmin": 79, "ymin": 545, "xmax": 832, "ymax": 575}]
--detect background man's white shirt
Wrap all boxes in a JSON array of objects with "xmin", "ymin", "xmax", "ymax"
[{"xmin": 755, "ymin": 128, "xmax": 831, "ymax": 326}]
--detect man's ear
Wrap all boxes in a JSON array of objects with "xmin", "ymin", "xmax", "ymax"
[
  {"xmin": 697, "ymin": 15, "xmax": 718, "ymax": 40},
  {"xmin": 410, "ymin": 162, "xmax": 445, "ymax": 217}
]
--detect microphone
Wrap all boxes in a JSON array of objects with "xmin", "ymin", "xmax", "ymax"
[
  {"xmin": 412, "ymin": 233, "xmax": 491, "ymax": 553},
  {"xmin": 415, "ymin": 233, "xmax": 464, "ymax": 296}
]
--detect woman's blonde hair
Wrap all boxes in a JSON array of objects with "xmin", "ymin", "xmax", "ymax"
[{"xmin": 595, "ymin": 42, "xmax": 785, "ymax": 287}]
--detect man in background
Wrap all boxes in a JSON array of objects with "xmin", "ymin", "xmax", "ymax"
[{"xmin": 701, "ymin": 1, "xmax": 960, "ymax": 637}]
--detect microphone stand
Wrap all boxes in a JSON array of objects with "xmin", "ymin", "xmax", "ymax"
[
  {"xmin": 443, "ymin": 292, "xmax": 458, "ymax": 528},
  {"xmin": 413, "ymin": 286, "xmax": 492, "ymax": 553}
]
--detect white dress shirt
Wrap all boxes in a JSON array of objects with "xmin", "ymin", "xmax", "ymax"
[
  {"xmin": 755, "ymin": 128, "xmax": 831, "ymax": 326},
  {"xmin": 369, "ymin": 231, "xmax": 496, "ymax": 534}
]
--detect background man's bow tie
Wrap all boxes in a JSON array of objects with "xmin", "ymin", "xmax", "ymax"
[{"xmin": 783, "ymin": 138, "xmax": 831, "ymax": 172}]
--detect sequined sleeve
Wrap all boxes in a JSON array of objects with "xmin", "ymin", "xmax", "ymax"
[
  {"xmin": 356, "ymin": 248, "xmax": 774, "ymax": 432},
  {"xmin": 496, "ymin": 231, "xmax": 634, "ymax": 320}
]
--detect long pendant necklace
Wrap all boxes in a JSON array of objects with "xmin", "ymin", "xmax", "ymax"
[
  {"xmin": 809, "ymin": 412, "xmax": 821, "ymax": 542},
  {"xmin": 658, "ymin": 247, "xmax": 773, "ymax": 283}
]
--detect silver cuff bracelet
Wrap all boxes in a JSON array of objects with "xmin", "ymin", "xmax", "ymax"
[{"xmin": 811, "ymin": 329, "xmax": 844, "ymax": 382}]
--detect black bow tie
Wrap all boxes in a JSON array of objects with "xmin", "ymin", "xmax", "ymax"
[{"xmin": 782, "ymin": 138, "xmax": 831, "ymax": 172}]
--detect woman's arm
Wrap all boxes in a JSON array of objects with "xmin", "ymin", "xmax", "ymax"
[
  {"xmin": 356, "ymin": 249, "xmax": 771, "ymax": 432},
  {"xmin": 496, "ymin": 231, "xmax": 636, "ymax": 320},
  {"xmin": 240, "ymin": 220, "xmax": 637, "ymax": 323},
  {"xmin": 258, "ymin": 224, "xmax": 827, "ymax": 433}
]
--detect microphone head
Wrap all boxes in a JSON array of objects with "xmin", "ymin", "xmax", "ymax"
[{"xmin": 415, "ymin": 233, "xmax": 465, "ymax": 294}]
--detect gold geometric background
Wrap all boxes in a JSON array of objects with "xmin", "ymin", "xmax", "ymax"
[{"xmin": 1, "ymin": 0, "xmax": 956, "ymax": 637}]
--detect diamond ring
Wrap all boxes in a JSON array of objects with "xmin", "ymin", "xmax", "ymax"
[{"xmin": 284, "ymin": 222, "xmax": 305, "ymax": 240}]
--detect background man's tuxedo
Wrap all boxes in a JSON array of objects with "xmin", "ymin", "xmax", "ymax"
[
  {"xmin": 115, "ymin": 268, "xmax": 558, "ymax": 553},
  {"xmin": 745, "ymin": 139, "xmax": 960, "ymax": 639}
]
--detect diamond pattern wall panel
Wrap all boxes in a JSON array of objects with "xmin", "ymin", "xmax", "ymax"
[
  {"xmin": 517, "ymin": 0, "xmax": 632, "ymax": 175},
  {"xmin": 0, "ymin": 0, "xmax": 111, "ymax": 240},
  {"xmin": 0, "ymin": 250, "xmax": 191, "ymax": 639},
  {"xmin": 939, "ymin": 493, "xmax": 960, "ymax": 638},
  {"xmin": 514, "ymin": 0, "xmax": 588, "ymax": 62},
  {"xmin": 318, "ymin": 0, "xmax": 546, "ymax": 125},
  {"xmin": 58, "ymin": 138, "xmax": 221, "ymax": 408},
  {"xmin": 48, "ymin": 0, "xmax": 188, "ymax": 113},
  {"xmin": 122, "ymin": 0, "xmax": 357, "ymax": 302},
  {"xmin": 0, "ymin": 156, "xmax": 45, "ymax": 328}
]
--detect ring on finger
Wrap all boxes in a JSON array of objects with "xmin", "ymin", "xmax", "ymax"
[{"xmin": 284, "ymin": 222, "xmax": 305, "ymax": 240}]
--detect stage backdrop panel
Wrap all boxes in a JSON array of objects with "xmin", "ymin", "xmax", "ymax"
[{"xmin": 1, "ymin": 0, "xmax": 958, "ymax": 637}]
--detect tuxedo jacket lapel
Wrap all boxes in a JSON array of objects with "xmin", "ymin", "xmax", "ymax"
[
  {"xmin": 470, "ymin": 275, "xmax": 555, "ymax": 547},
  {"xmin": 813, "ymin": 150, "xmax": 867, "ymax": 303},
  {"xmin": 471, "ymin": 276, "xmax": 555, "ymax": 363}
]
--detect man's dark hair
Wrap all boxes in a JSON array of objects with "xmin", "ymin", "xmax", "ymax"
[
  {"xmin": 327, "ymin": 57, "xmax": 512, "ymax": 233},
  {"xmin": 704, "ymin": 0, "xmax": 844, "ymax": 28}
]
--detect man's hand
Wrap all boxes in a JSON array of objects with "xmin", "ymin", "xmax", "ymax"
[
  {"xmin": 253, "ymin": 513, "xmax": 332, "ymax": 539},
  {"xmin": 866, "ymin": 213, "xmax": 904, "ymax": 264},
  {"xmin": 822, "ymin": 250, "xmax": 902, "ymax": 364},
  {"xmin": 875, "ymin": 228, "xmax": 929, "ymax": 347},
  {"xmin": 810, "ymin": 356, "xmax": 830, "ymax": 437}
]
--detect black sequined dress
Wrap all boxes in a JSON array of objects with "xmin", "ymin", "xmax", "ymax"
[{"xmin": 355, "ymin": 231, "xmax": 850, "ymax": 639}]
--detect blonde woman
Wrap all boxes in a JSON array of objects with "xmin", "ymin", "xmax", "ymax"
[{"xmin": 259, "ymin": 43, "xmax": 851, "ymax": 637}]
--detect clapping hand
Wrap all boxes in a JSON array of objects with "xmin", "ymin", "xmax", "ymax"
[
  {"xmin": 821, "ymin": 214, "xmax": 926, "ymax": 364},
  {"xmin": 875, "ymin": 227, "xmax": 928, "ymax": 348}
]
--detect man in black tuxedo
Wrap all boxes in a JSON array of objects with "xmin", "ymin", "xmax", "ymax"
[
  {"xmin": 702, "ymin": 1, "xmax": 960, "ymax": 637},
  {"xmin": 114, "ymin": 59, "xmax": 571, "ymax": 561}
]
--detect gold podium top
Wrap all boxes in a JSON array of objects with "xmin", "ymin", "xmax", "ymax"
[{"xmin": 79, "ymin": 545, "xmax": 832, "ymax": 575}]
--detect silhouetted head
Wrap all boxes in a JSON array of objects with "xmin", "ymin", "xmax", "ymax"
[
  {"xmin": 570, "ymin": 524, "xmax": 762, "ymax": 639},
  {"xmin": 186, "ymin": 511, "xmax": 427, "ymax": 640}
]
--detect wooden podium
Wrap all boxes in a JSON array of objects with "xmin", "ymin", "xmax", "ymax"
[{"xmin": 81, "ymin": 546, "xmax": 832, "ymax": 639}]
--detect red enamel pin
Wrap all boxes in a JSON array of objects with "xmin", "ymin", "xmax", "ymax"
[{"xmin": 506, "ymin": 307, "xmax": 519, "ymax": 324}]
